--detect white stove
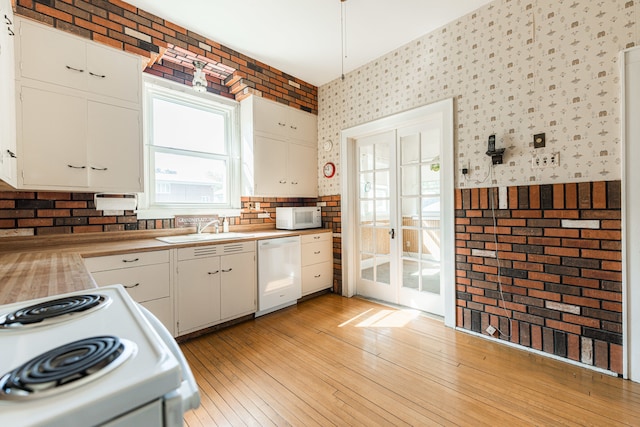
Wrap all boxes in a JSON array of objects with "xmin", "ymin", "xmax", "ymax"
[{"xmin": 0, "ymin": 285, "xmax": 199, "ymax": 427}]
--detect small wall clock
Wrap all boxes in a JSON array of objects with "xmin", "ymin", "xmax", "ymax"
[{"xmin": 323, "ymin": 162, "xmax": 336, "ymax": 178}]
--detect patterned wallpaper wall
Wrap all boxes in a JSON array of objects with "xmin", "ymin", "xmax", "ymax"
[{"xmin": 317, "ymin": 0, "xmax": 638, "ymax": 195}]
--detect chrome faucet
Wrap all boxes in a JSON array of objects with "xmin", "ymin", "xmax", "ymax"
[{"xmin": 196, "ymin": 219, "xmax": 220, "ymax": 234}]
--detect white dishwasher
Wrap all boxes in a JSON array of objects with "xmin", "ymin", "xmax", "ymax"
[{"xmin": 256, "ymin": 236, "xmax": 301, "ymax": 317}]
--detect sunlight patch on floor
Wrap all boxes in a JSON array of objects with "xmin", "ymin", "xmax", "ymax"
[{"xmin": 348, "ymin": 309, "xmax": 420, "ymax": 328}]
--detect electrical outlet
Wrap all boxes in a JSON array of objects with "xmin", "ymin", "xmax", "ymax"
[
  {"xmin": 531, "ymin": 152, "xmax": 559, "ymax": 168},
  {"xmin": 486, "ymin": 325, "xmax": 497, "ymax": 336},
  {"xmin": 255, "ymin": 202, "xmax": 260, "ymax": 211}
]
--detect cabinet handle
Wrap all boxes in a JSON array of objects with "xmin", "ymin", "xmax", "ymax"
[
  {"xmin": 122, "ymin": 258, "xmax": 140, "ymax": 263},
  {"xmin": 67, "ymin": 164, "xmax": 86, "ymax": 169},
  {"xmin": 222, "ymin": 268, "xmax": 233, "ymax": 273},
  {"xmin": 291, "ymin": 181, "xmax": 298, "ymax": 185},
  {"xmin": 89, "ymin": 71, "xmax": 107, "ymax": 78},
  {"xmin": 279, "ymin": 180, "xmax": 287, "ymax": 184},
  {"xmin": 314, "ymin": 274, "xmax": 321, "ymax": 278},
  {"xmin": 7, "ymin": 27, "xmax": 14, "ymax": 37},
  {"xmin": 6, "ymin": 150, "xmax": 15, "ymax": 158},
  {"xmin": 278, "ymin": 122, "xmax": 286, "ymax": 127},
  {"xmin": 290, "ymin": 125, "xmax": 297, "ymax": 130},
  {"xmin": 90, "ymin": 166, "xmax": 108, "ymax": 171},
  {"xmin": 314, "ymin": 251, "xmax": 321, "ymax": 254},
  {"xmin": 314, "ymin": 236, "xmax": 321, "ymax": 239},
  {"xmin": 124, "ymin": 283, "xmax": 140, "ymax": 289},
  {"xmin": 207, "ymin": 270, "xmax": 219, "ymax": 275},
  {"xmin": 65, "ymin": 65, "xmax": 85, "ymax": 73},
  {"xmin": 5, "ymin": 15, "xmax": 12, "ymax": 25}
]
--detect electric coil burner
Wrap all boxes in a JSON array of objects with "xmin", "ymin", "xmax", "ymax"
[
  {"xmin": 0, "ymin": 294, "xmax": 108, "ymax": 329},
  {"xmin": 0, "ymin": 285, "xmax": 199, "ymax": 427},
  {"xmin": 0, "ymin": 335, "xmax": 135, "ymax": 400}
]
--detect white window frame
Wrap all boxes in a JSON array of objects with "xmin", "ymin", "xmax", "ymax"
[{"xmin": 137, "ymin": 75, "xmax": 241, "ymax": 219}]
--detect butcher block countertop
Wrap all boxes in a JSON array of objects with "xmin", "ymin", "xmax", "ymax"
[{"xmin": 0, "ymin": 226, "xmax": 332, "ymax": 306}]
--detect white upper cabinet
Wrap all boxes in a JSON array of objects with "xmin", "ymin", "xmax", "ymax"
[
  {"xmin": 252, "ymin": 95, "xmax": 317, "ymax": 144},
  {"xmin": 14, "ymin": 17, "xmax": 143, "ymax": 192},
  {"xmin": 0, "ymin": 0, "xmax": 16, "ymax": 186},
  {"xmin": 18, "ymin": 19, "xmax": 140, "ymax": 103},
  {"xmin": 241, "ymin": 95, "xmax": 318, "ymax": 197}
]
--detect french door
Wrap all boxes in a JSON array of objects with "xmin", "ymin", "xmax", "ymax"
[{"xmin": 355, "ymin": 120, "xmax": 445, "ymax": 315}]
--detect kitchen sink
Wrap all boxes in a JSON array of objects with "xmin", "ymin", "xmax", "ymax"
[{"xmin": 156, "ymin": 232, "xmax": 254, "ymax": 244}]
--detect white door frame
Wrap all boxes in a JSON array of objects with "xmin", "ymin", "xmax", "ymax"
[
  {"xmin": 340, "ymin": 98, "xmax": 455, "ymax": 327},
  {"xmin": 622, "ymin": 47, "xmax": 640, "ymax": 381}
]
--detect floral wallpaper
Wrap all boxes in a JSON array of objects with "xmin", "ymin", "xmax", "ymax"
[{"xmin": 317, "ymin": 0, "xmax": 638, "ymax": 195}]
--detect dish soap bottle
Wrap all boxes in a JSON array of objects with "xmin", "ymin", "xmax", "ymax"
[{"xmin": 222, "ymin": 217, "xmax": 229, "ymax": 233}]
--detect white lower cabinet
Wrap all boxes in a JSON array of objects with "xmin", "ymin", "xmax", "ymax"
[
  {"xmin": 301, "ymin": 232, "xmax": 333, "ymax": 296},
  {"xmin": 176, "ymin": 242, "xmax": 256, "ymax": 336},
  {"xmin": 84, "ymin": 250, "xmax": 174, "ymax": 335}
]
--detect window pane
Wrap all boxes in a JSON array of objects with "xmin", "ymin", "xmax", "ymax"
[
  {"xmin": 154, "ymin": 151, "xmax": 227, "ymax": 204},
  {"xmin": 152, "ymin": 98, "xmax": 226, "ymax": 154}
]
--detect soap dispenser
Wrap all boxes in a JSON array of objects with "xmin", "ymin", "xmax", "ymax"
[{"xmin": 222, "ymin": 217, "xmax": 229, "ymax": 233}]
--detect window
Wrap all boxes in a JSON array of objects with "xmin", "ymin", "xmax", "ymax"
[{"xmin": 139, "ymin": 77, "xmax": 240, "ymax": 218}]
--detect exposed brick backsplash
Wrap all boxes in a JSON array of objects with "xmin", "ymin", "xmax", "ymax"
[
  {"xmin": 455, "ymin": 181, "xmax": 622, "ymax": 374},
  {"xmin": 15, "ymin": 0, "xmax": 317, "ymax": 113}
]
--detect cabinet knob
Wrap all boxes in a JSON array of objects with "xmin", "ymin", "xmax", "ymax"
[{"xmin": 65, "ymin": 65, "xmax": 85, "ymax": 73}]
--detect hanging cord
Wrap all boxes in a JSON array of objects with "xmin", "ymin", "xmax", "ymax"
[
  {"xmin": 489, "ymin": 164, "xmax": 512, "ymax": 338},
  {"xmin": 341, "ymin": 0, "xmax": 347, "ymax": 81}
]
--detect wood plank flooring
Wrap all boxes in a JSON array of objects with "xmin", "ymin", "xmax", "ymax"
[{"xmin": 179, "ymin": 294, "xmax": 640, "ymax": 426}]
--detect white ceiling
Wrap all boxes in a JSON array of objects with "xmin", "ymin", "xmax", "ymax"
[{"xmin": 126, "ymin": 0, "xmax": 494, "ymax": 87}]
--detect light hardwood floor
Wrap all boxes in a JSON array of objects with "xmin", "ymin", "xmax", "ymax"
[{"xmin": 180, "ymin": 294, "xmax": 640, "ymax": 426}]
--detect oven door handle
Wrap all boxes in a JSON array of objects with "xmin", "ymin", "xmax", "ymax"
[{"xmin": 137, "ymin": 304, "xmax": 200, "ymax": 413}]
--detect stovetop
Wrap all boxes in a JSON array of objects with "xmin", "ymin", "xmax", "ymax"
[{"xmin": 0, "ymin": 285, "xmax": 181, "ymax": 427}]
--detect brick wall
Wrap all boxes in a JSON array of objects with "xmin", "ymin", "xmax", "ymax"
[
  {"xmin": 15, "ymin": 0, "xmax": 317, "ymax": 112},
  {"xmin": 318, "ymin": 195, "xmax": 342, "ymax": 294},
  {"xmin": 455, "ymin": 181, "xmax": 622, "ymax": 374}
]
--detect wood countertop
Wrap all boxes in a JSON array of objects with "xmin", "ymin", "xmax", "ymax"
[{"xmin": 0, "ymin": 226, "xmax": 332, "ymax": 306}]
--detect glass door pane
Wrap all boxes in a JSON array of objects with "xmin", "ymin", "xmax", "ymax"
[{"xmin": 356, "ymin": 131, "xmax": 396, "ymax": 302}]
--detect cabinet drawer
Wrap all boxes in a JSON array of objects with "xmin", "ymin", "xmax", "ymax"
[
  {"xmin": 301, "ymin": 261, "xmax": 333, "ymax": 296},
  {"xmin": 301, "ymin": 232, "xmax": 331, "ymax": 245},
  {"xmin": 301, "ymin": 241, "xmax": 332, "ymax": 266},
  {"xmin": 84, "ymin": 250, "xmax": 169, "ymax": 272},
  {"xmin": 91, "ymin": 263, "xmax": 170, "ymax": 303}
]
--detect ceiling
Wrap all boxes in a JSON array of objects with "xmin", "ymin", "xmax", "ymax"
[{"xmin": 126, "ymin": 0, "xmax": 494, "ymax": 87}]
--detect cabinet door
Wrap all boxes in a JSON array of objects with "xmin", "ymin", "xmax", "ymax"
[
  {"xmin": 0, "ymin": 0, "xmax": 16, "ymax": 185},
  {"xmin": 18, "ymin": 19, "xmax": 87, "ymax": 91},
  {"xmin": 220, "ymin": 251, "xmax": 256, "ymax": 320},
  {"xmin": 19, "ymin": 86, "xmax": 88, "ymax": 187},
  {"xmin": 87, "ymin": 101, "xmax": 141, "ymax": 191},
  {"xmin": 286, "ymin": 109, "xmax": 317, "ymax": 145},
  {"xmin": 87, "ymin": 43, "xmax": 140, "ymax": 104},
  {"xmin": 288, "ymin": 143, "xmax": 317, "ymax": 197},
  {"xmin": 252, "ymin": 96, "xmax": 288, "ymax": 137},
  {"xmin": 253, "ymin": 135, "xmax": 288, "ymax": 196},
  {"xmin": 177, "ymin": 257, "xmax": 221, "ymax": 335}
]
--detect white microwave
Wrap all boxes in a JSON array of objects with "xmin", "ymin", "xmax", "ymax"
[{"xmin": 276, "ymin": 206, "xmax": 322, "ymax": 230}]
